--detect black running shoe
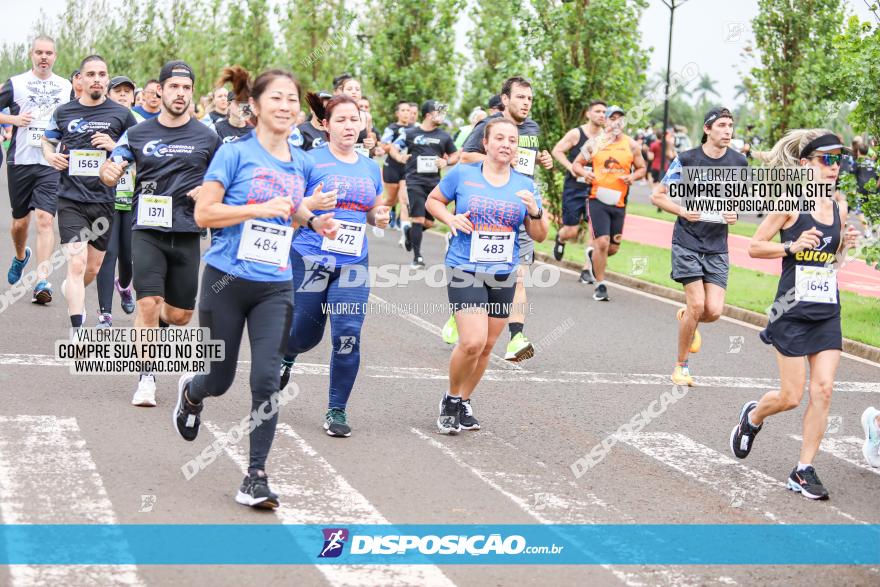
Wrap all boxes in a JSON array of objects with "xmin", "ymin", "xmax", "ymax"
[
  {"xmin": 459, "ymin": 399, "xmax": 481, "ymax": 430},
  {"xmin": 730, "ymin": 400, "xmax": 761, "ymax": 459},
  {"xmin": 235, "ymin": 471, "xmax": 280, "ymax": 509},
  {"xmin": 404, "ymin": 225, "xmax": 413, "ymax": 251},
  {"xmin": 324, "ymin": 408, "xmax": 352, "ymax": 437},
  {"xmin": 279, "ymin": 360, "xmax": 293, "ymax": 391},
  {"xmin": 579, "ymin": 269, "xmax": 595, "ymax": 284},
  {"xmin": 173, "ymin": 373, "xmax": 202, "ymax": 441},
  {"xmin": 552, "ymin": 234, "xmax": 565, "ymax": 261},
  {"xmin": 593, "ymin": 283, "xmax": 609, "ymax": 301},
  {"xmin": 787, "ymin": 465, "xmax": 829, "ymax": 500},
  {"xmin": 411, "ymin": 256, "xmax": 425, "ymax": 269},
  {"xmin": 437, "ymin": 395, "xmax": 461, "ymax": 434}
]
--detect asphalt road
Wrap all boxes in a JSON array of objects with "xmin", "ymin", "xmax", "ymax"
[{"xmin": 0, "ymin": 162, "xmax": 878, "ymax": 586}]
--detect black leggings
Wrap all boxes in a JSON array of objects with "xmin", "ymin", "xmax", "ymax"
[
  {"xmin": 188, "ymin": 264, "xmax": 293, "ymax": 472},
  {"xmin": 96, "ymin": 209, "xmax": 133, "ymax": 313}
]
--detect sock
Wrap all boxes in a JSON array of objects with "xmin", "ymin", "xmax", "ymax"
[
  {"xmin": 410, "ymin": 223, "xmax": 424, "ymax": 258},
  {"xmin": 509, "ymin": 322, "xmax": 524, "ymax": 338},
  {"xmin": 184, "ymin": 389, "xmax": 201, "ymax": 406},
  {"xmin": 446, "ymin": 393, "xmax": 461, "ymax": 401},
  {"xmin": 158, "ymin": 318, "xmax": 169, "ymax": 328},
  {"xmin": 596, "ymin": 280, "xmax": 606, "ymax": 287},
  {"xmin": 676, "ymin": 361, "xmax": 688, "ymax": 367},
  {"xmin": 282, "ymin": 355, "xmax": 295, "ymax": 366},
  {"xmin": 70, "ymin": 314, "xmax": 83, "ymax": 328},
  {"xmin": 797, "ymin": 462, "xmax": 811, "ymax": 471}
]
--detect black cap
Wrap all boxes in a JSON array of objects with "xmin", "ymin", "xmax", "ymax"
[
  {"xmin": 701, "ymin": 107, "xmax": 733, "ymax": 144},
  {"xmin": 799, "ymin": 133, "xmax": 850, "ymax": 159},
  {"xmin": 70, "ymin": 69, "xmax": 80, "ymax": 81},
  {"xmin": 159, "ymin": 60, "xmax": 195, "ymax": 84},
  {"xmin": 606, "ymin": 105, "xmax": 625, "ymax": 118},
  {"xmin": 421, "ymin": 100, "xmax": 444, "ymax": 117},
  {"xmin": 487, "ymin": 94, "xmax": 503, "ymax": 111},
  {"xmin": 109, "ymin": 76, "xmax": 135, "ymax": 91},
  {"xmin": 318, "ymin": 90, "xmax": 333, "ymax": 100}
]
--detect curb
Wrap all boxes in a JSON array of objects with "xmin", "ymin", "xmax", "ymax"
[{"xmin": 534, "ymin": 251, "xmax": 880, "ymax": 364}]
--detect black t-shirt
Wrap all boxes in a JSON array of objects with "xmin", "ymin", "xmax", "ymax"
[
  {"xmin": 298, "ymin": 121, "xmax": 327, "ymax": 151},
  {"xmin": 382, "ymin": 122, "xmax": 414, "ymax": 169},
  {"xmin": 208, "ymin": 110, "xmax": 226, "ymax": 125},
  {"xmin": 111, "ymin": 117, "xmax": 221, "ymax": 233},
  {"xmin": 670, "ymin": 146, "xmax": 748, "ymax": 254},
  {"xmin": 462, "ymin": 113, "xmax": 541, "ymax": 165},
  {"xmin": 214, "ymin": 119, "xmax": 251, "ymax": 144},
  {"xmin": 45, "ymin": 99, "xmax": 137, "ymax": 203},
  {"xmin": 395, "ymin": 125, "xmax": 457, "ymax": 185}
]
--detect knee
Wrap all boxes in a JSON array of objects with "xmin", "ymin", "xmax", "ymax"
[
  {"xmin": 702, "ymin": 305, "xmax": 723, "ymax": 323},
  {"xmin": 594, "ymin": 237, "xmax": 610, "ymax": 252},
  {"xmin": 687, "ymin": 300, "xmax": 705, "ymax": 319},
  {"xmin": 68, "ymin": 254, "xmax": 87, "ymax": 276},
  {"xmin": 779, "ymin": 387, "xmax": 804, "ymax": 411},
  {"xmin": 164, "ymin": 308, "xmax": 193, "ymax": 326},
  {"xmin": 607, "ymin": 244, "xmax": 620, "ymax": 257},
  {"xmin": 35, "ymin": 211, "xmax": 53, "ymax": 231},
  {"xmin": 457, "ymin": 337, "xmax": 486, "ymax": 357},
  {"xmin": 809, "ymin": 379, "xmax": 834, "ymax": 406}
]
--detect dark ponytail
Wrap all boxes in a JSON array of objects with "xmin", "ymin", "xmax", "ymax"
[{"xmin": 216, "ymin": 65, "xmax": 251, "ymax": 102}]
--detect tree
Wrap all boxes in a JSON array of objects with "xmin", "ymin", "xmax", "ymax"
[
  {"xmin": 360, "ymin": 0, "xmax": 465, "ymax": 123},
  {"xmin": 226, "ymin": 0, "xmax": 276, "ymax": 75},
  {"xmin": 694, "ymin": 73, "xmax": 719, "ymax": 107},
  {"xmin": 747, "ymin": 0, "xmax": 846, "ymax": 143}
]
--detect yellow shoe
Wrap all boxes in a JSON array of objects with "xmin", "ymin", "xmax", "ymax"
[
  {"xmin": 676, "ymin": 307, "xmax": 701, "ymax": 354},
  {"xmin": 672, "ymin": 365, "xmax": 694, "ymax": 387}
]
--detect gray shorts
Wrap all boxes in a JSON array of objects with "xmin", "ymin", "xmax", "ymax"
[
  {"xmin": 518, "ymin": 225, "xmax": 534, "ymax": 265},
  {"xmin": 670, "ymin": 243, "xmax": 729, "ymax": 289}
]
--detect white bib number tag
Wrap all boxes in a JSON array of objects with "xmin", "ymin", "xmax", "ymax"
[
  {"xmin": 117, "ymin": 165, "xmax": 134, "ymax": 193},
  {"xmin": 27, "ymin": 120, "xmax": 48, "ymax": 147},
  {"xmin": 795, "ymin": 265, "xmax": 837, "ymax": 304},
  {"xmin": 595, "ymin": 186, "xmax": 622, "ymax": 207},
  {"xmin": 514, "ymin": 147, "xmax": 537, "ymax": 176},
  {"xmin": 321, "ymin": 221, "xmax": 366, "ymax": 256},
  {"xmin": 354, "ymin": 143, "xmax": 370, "ymax": 157},
  {"xmin": 469, "ymin": 231, "xmax": 515, "ymax": 264},
  {"xmin": 69, "ymin": 149, "xmax": 106, "ymax": 177},
  {"xmin": 137, "ymin": 195, "xmax": 172, "ymax": 228},
  {"xmin": 699, "ymin": 210, "xmax": 725, "ymax": 223},
  {"xmin": 417, "ymin": 155, "xmax": 438, "ymax": 174},
  {"xmin": 236, "ymin": 219, "xmax": 293, "ymax": 266}
]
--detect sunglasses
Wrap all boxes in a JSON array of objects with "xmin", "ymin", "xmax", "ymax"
[{"xmin": 812, "ymin": 153, "xmax": 843, "ymax": 166}]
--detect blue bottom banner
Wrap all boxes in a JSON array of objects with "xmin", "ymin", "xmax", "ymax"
[{"xmin": 1, "ymin": 524, "xmax": 878, "ymax": 565}]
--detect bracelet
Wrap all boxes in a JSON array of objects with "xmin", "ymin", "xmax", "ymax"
[
  {"xmin": 528, "ymin": 209, "xmax": 543, "ymax": 220},
  {"xmin": 307, "ymin": 216, "xmax": 316, "ymax": 231}
]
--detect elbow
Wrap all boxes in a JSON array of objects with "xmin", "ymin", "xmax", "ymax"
[{"xmin": 747, "ymin": 242, "xmax": 761, "ymax": 259}]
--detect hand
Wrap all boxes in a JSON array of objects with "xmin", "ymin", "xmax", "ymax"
[
  {"xmin": 15, "ymin": 112, "xmax": 33, "ymax": 127},
  {"xmin": 722, "ymin": 212, "xmax": 738, "ymax": 225},
  {"xmin": 435, "ymin": 157, "xmax": 448, "ymax": 169},
  {"xmin": 186, "ymin": 185, "xmax": 203, "ymax": 201},
  {"xmin": 538, "ymin": 150, "xmax": 553, "ymax": 170},
  {"xmin": 307, "ymin": 182, "xmax": 338, "ymax": 211},
  {"xmin": 791, "ymin": 227, "xmax": 823, "ymax": 253},
  {"xmin": 47, "ymin": 152, "xmax": 69, "ymax": 171},
  {"xmin": 100, "ymin": 159, "xmax": 128, "ymax": 185},
  {"xmin": 90, "ymin": 132, "xmax": 116, "ymax": 151},
  {"xmin": 363, "ymin": 135, "xmax": 376, "ymax": 150},
  {"xmin": 372, "ymin": 146, "xmax": 384, "ymax": 157},
  {"xmin": 448, "ymin": 210, "xmax": 473, "ymax": 236},
  {"xmin": 843, "ymin": 224, "xmax": 860, "ymax": 249},
  {"xmin": 515, "ymin": 190, "xmax": 539, "ymax": 217},
  {"xmin": 257, "ymin": 196, "xmax": 294, "ymax": 220},
  {"xmin": 621, "ymin": 174, "xmax": 634, "ymax": 186},
  {"xmin": 575, "ymin": 167, "xmax": 596, "ymax": 183},
  {"xmin": 397, "ymin": 153, "xmax": 411, "ymax": 165},
  {"xmin": 313, "ymin": 212, "xmax": 339, "ymax": 239},
  {"xmin": 372, "ymin": 205, "xmax": 390, "ymax": 228},
  {"xmin": 679, "ymin": 208, "xmax": 702, "ymax": 223}
]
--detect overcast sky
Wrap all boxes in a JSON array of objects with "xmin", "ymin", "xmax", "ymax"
[{"xmin": 1, "ymin": 0, "xmax": 876, "ymax": 106}]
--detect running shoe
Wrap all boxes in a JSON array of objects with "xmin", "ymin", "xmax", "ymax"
[
  {"xmin": 593, "ymin": 283, "xmax": 609, "ymax": 301},
  {"xmin": 372, "ymin": 226, "xmax": 385, "ymax": 237},
  {"xmin": 552, "ymin": 234, "xmax": 565, "ymax": 261},
  {"xmin": 324, "ymin": 408, "xmax": 352, "ymax": 437},
  {"xmin": 397, "ymin": 232, "xmax": 406, "ymax": 249},
  {"xmin": 437, "ymin": 395, "xmax": 461, "ymax": 434},
  {"xmin": 279, "ymin": 359, "xmax": 293, "ymax": 391},
  {"xmin": 505, "ymin": 333, "xmax": 535, "ymax": 362},
  {"xmin": 579, "ymin": 268, "xmax": 595, "ymax": 285},
  {"xmin": 411, "ymin": 256, "xmax": 425, "ymax": 269},
  {"xmin": 132, "ymin": 374, "xmax": 157, "ymax": 407},
  {"xmin": 235, "ymin": 470, "xmax": 280, "ymax": 509},
  {"xmin": 116, "ymin": 279, "xmax": 136, "ymax": 314},
  {"xmin": 671, "ymin": 365, "xmax": 694, "ymax": 387},
  {"xmin": 676, "ymin": 307, "xmax": 701, "ymax": 353},
  {"xmin": 445, "ymin": 231, "xmax": 453, "ymax": 253},
  {"xmin": 97, "ymin": 313, "xmax": 112, "ymax": 328},
  {"xmin": 861, "ymin": 407, "xmax": 880, "ymax": 467},
  {"xmin": 403, "ymin": 225, "xmax": 413, "ymax": 251},
  {"xmin": 581, "ymin": 246, "xmax": 595, "ymax": 284},
  {"xmin": 459, "ymin": 399, "xmax": 480, "ymax": 430},
  {"xmin": 441, "ymin": 315, "xmax": 459, "ymax": 345},
  {"xmin": 787, "ymin": 465, "xmax": 829, "ymax": 500},
  {"xmin": 7, "ymin": 246, "xmax": 31, "ymax": 285},
  {"xmin": 730, "ymin": 400, "xmax": 761, "ymax": 459},
  {"xmin": 173, "ymin": 373, "xmax": 201, "ymax": 441},
  {"xmin": 31, "ymin": 280, "xmax": 53, "ymax": 305}
]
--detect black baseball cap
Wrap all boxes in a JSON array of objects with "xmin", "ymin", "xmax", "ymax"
[
  {"xmin": 318, "ymin": 90, "xmax": 333, "ymax": 100},
  {"xmin": 487, "ymin": 94, "xmax": 503, "ymax": 111},
  {"xmin": 701, "ymin": 107, "xmax": 733, "ymax": 143},
  {"xmin": 421, "ymin": 100, "xmax": 446, "ymax": 117},
  {"xmin": 159, "ymin": 60, "xmax": 195, "ymax": 84},
  {"xmin": 109, "ymin": 76, "xmax": 135, "ymax": 91}
]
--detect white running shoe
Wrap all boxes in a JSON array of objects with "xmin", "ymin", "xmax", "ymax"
[
  {"xmin": 861, "ymin": 407, "xmax": 880, "ymax": 467},
  {"xmin": 132, "ymin": 374, "xmax": 157, "ymax": 407}
]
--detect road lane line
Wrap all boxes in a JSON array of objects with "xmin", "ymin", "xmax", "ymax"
[{"xmin": 790, "ymin": 435, "xmax": 880, "ymax": 477}]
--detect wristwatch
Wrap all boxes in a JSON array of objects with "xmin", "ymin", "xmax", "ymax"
[
  {"xmin": 783, "ymin": 240, "xmax": 793, "ymax": 256},
  {"xmin": 307, "ymin": 216, "xmax": 316, "ymax": 231},
  {"xmin": 528, "ymin": 208, "xmax": 543, "ymax": 220}
]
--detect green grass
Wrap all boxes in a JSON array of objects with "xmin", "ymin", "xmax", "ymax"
[{"xmin": 530, "ymin": 228, "xmax": 880, "ymax": 348}]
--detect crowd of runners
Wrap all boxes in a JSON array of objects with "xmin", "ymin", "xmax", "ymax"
[{"xmin": 1, "ymin": 35, "xmax": 878, "ymax": 509}]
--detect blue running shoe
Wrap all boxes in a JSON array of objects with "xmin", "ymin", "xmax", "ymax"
[
  {"xmin": 7, "ymin": 246, "xmax": 31, "ymax": 285},
  {"xmin": 32, "ymin": 280, "xmax": 53, "ymax": 305}
]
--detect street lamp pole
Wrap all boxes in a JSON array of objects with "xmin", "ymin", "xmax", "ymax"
[{"xmin": 659, "ymin": 0, "xmax": 692, "ymax": 176}]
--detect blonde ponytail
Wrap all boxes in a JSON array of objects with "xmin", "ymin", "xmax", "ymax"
[{"xmin": 753, "ymin": 128, "xmax": 836, "ymax": 167}]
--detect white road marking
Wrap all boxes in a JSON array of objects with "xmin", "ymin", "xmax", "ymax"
[
  {"xmin": 204, "ymin": 421, "xmax": 456, "ymax": 587},
  {"xmin": 790, "ymin": 435, "xmax": 880, "ymax": 476},
  {"xmin": 0, "ymin": 416, "xmax": 142, "ymax": 587},
  {"xmin": 3, "ymin": 353, "xmax": 877, "ymax": 393},
  {"xmin": 410, "ymin": 428, "xmax": 733, "ymax": 587}
]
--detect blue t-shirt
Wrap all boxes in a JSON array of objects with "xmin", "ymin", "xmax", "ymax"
[
  {"xmin": 292, "ymin": 147, "xmax": 383, "ymax": 267},
  {"xmin": 131, "ymin": 105, "xmax": 159, "ymax": 120},
  {"xmin": 202, "ymin": 131, "xmax": 313, "ymax": 282},
  {"xmin": 439, "ymin": 163, "xmax": 540, "ymax": 275}
]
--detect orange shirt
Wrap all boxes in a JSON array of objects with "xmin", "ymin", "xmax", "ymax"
[{"xmin": 589, "ymin": 134, "xmax": 634, "ymax": 207}]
